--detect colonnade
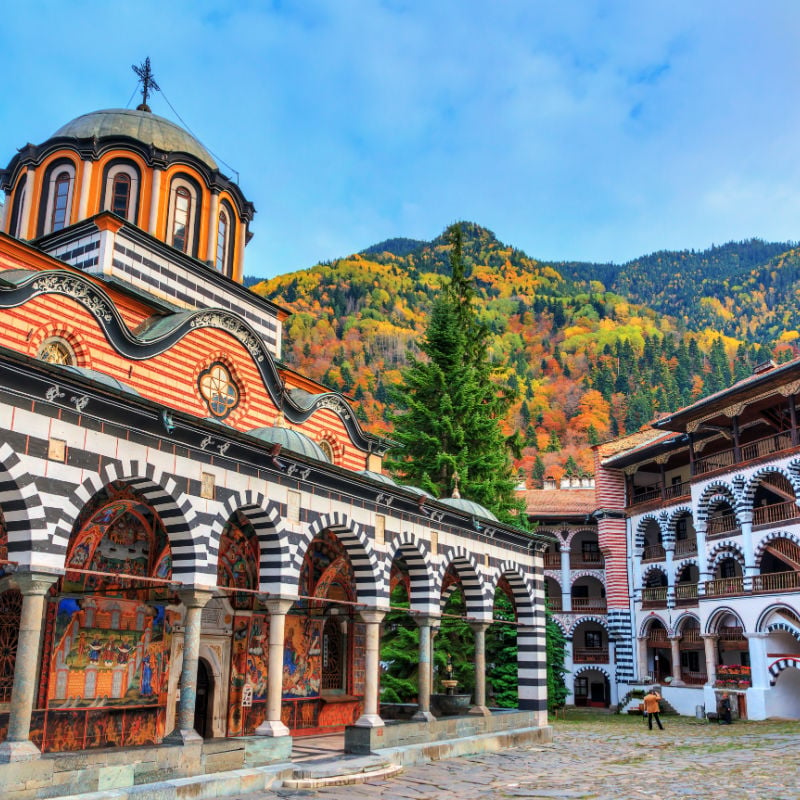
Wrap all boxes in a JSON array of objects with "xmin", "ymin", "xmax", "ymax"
[{"xmin": 0, "ymin": 573, "xmax": 524, "ymax": 762}]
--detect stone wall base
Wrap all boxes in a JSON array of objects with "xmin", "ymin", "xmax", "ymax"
[
  {"xmin": 346, "ymin": 710, "xmax": 552, "ymax": 761},
  {"xmin": 0, "ymin": 735, "xmax": 292, "ymax": 800}
]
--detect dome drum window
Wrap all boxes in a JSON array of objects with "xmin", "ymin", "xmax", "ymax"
[
  {"xmin": 167, "ymin": 175, "xmax": 201, "ymax": 257},
  {"xmin": 39, "ymin": 160, "xmax": 77, "ymax": 235},
  {"xmin": 101, "ymin": 161, "xmax": 141, "ymax": 223}
]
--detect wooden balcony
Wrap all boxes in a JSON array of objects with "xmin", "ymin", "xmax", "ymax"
[
  {"xmin": 571, "ymin": 597, "xmax": 607, "ymax": 612},
  {"xmin": 752, "ymin": 570, "xmax": 800, "ymax": 593},
  {"xmin": 706, "ymin": 513, "xmax": 739, "ymax": 538},
  {"xmin": 752, "ymin": 499, "xmax": 800, "ymax": 528},
  {"xmin": 546, "ymin": 597, "xmax": 562, "ymax": 612},
  {"xmin": 543, "ymin": 553, "xmax": 560, "ymax": 569},
  {"xmin": 694, "ymin": 431, "xmax": 793, "ymax": 477},
  {"xmin": 641, "ymin": 544, "xmax": 666, "ymax": 562},
  {"xmin": 674, "ymin": 538, "xmax": 698, "ymax": 556},
  {"xmin": 740, "ymin": 431, "xmax": 792, "ymax": 462},
  {"xmin": 674, "ymin": 583, "xmax": 699, "ymax": 605},
  {"xmin": 573, "ymin": 647, "xmax": 609, "ymax": 663},
  {"xmin": 641, "ymin": 586, "xmax": 668, "ymax": 608},
  {"xmin": 704, "ymin": 577, "xmax": 744, "ymax": 597}
]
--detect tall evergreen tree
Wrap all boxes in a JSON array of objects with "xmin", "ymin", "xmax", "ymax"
[{"xmin": 385, "ymin": 224, "xmax": 524, "ymax": 524}]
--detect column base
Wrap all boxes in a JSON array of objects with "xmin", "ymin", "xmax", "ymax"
[
  {"xmin": 163, "ymin": 727, "xmax": 203, "ymax": 746},
  {"xmin": 411, "ymin": 709, "xmax": 436, "ymax": 722},
  {"xmin": 469, "ymin": 705, "xmax": 492, "ymax": 717},
  {"xmin": 255, "ymin": 719, "xmax": 291, "ymax": 737},
  {"xmin": 353, "ymin": 713, "xmax": 385, "ymax": 728},
  {"xmin": 0, "ymin": 740, "xmax": 41, "ymax": 763}
]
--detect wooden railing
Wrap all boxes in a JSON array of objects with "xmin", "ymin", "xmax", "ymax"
[
  {"xmin": 704, "ymin": 577, "xmax": 744, "ymax": 597},
  {"xmin": 706, "ymin": 513, "xmax": 739, "ymax": 537},
  {"xmin": 694, "ymin": 432, "xmax": 793, "ymax": 476},
  {"xmin": 752, "ymin": 499, "xmax": 800, "ymax": 527},
  {"xmin": 571, "ymin": 597, "xmax": 607, "ymax": 611},
  {"xmin": 766, "ymin": 537, "xmax": 800, "ymax": 562},
  {"xmin": 646, "ymin": 630, "xmax": 669, "ymax": 644},
  {"xmin": 664, "ymin": 481, "xmax": 690, "ymax": 500},
  {"xmin": 674, "ymin": 583, "xmax": 699, "ymax": 604},
  {"xmin": 543, "ymin": 553, "xmax": 560, "ymax": 569},
  {"xmin": 641, "ymin": 544, "xmax": 666, "ymax": 562},
  {"xmin": 546, "ymin": 597, "xmax": 562, "ymax": 612},
  {"xmin": 674, "ymin": 538, "xmax": 698, "ymax": 556},
  {"xmin": 679, "ymin": 670, "xmax": 707, "ymax": 686},
  {"xmin": 570, "ymin": 553, "xmax": 605, "ymax": 569},
  {"xmin": 573, "ymin": 647, "xmax": 609, "ymax": 663},
  {"xmin": 694, "ymin": 447, "xmax": 735, "ymax": 476},
  {"xmin": 641, "ymin": 586, "xmax": 668, "ymax": 607},
  {"xmin": 681, "ymin": 628, "xmax": 702, "ymax": 643},
  {"xmin": 752, "ymin": 570, "xmax": 800, "ymax": 593},
  {"xmin": 740, "ymin": 431, "xmax": 792, "ymax": 462},
  {"xmin": 631, "ymin": 486, "xmax": 661, "ymax": 505}
]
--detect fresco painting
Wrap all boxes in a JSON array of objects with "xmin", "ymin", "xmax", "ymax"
[{"xmin": 226, "ymin": 612, "xmax": 270, "ymax": 736}]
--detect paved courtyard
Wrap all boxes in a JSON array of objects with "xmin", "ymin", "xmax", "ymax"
[{"xmin": 248, "ymin": 712, "xmax": 800, "ymax": 800}]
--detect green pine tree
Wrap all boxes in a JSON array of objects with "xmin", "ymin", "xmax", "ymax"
[{"xmin": 385, "ymin": 223, "xmax": 525, "ymax": 524}]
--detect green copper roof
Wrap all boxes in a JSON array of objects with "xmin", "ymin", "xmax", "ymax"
[
  {"xmin": 247, "ymin": 426, "xmax": 330, "ymax": 462},
  {"xmin": 439, "ymin": 497, "xmax": 498, "ymax": 521},
  {"xmin": 52, "ymin": 109, "xmax": 217, "ymax": 169}
]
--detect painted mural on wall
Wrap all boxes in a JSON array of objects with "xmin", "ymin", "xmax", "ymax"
[
  {"xmin": 37, "ymin": 482, "xmax": 176, "ymax": 752},
  {"xmin": 227, "ymin": 612, "xmax": 270, "ymax": 736}
]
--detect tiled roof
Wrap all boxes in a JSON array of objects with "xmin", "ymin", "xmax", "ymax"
[
  {"xmin": 523, "ymin": 488, "xmax": 596, "ymax": 517},
  {"xmin": 595, "ymin": 429, "xmax": 672, "ymax": 461}
]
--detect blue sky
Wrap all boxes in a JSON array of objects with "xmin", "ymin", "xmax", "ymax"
[{"xmin": 1, "ymin": 1, "xmax": 799, "ymax": 278}]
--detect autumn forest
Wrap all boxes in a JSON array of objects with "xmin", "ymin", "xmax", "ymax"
[{"xmin": 251, "ymin": 224, "xmax": 799, "ymax": 484}]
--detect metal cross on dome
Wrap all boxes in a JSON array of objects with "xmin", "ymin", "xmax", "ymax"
[{"xmin": 132, "ymin": 58, "xmax": 161, "ymax": 111}]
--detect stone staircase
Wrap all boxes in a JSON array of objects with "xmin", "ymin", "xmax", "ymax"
[{"xmin": 281, "ymin": 754, "xmax": 403, "ymax": 789}]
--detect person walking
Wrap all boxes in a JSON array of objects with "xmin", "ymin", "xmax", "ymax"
[
  {"xmin": 643, "ymin": 687, "xmax": 664, "ymax": 730},
  {"xmin": 720, "ymin": 693, "xmax": 733, "ymax": 725}
]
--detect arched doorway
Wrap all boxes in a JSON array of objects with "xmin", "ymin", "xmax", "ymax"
[{"xmin": 194, "ymin": 659, "xmax": 214, "ymax": 739}]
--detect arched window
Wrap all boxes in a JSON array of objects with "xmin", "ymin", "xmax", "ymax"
[
  {"xmin": 167, "ymin": 175, "xmax": 201, "ymax": 256},
  {"xmin": 111, "ymin": 173, "xmax": 131, "ymax": 217},
  {"xmin": 7, "ymin": 174, "xmax": 26, "ymax": 238},
  {"xmin": 38, "ymin": 337, "xmax": 76, "ymax": 366},
  {"xmin": 39, "ymin": 160, "xmax": 76, "ymax": 236},
  {"xmin": 215, "ymin": 208, "xmax": 229, "ymax": 272},
  {"xmin": 172, "ymin": 187, "xmax": 191, "ymax": 252},
  {"xmin": 51, "ymin": 171, "xmax": 72, "ymax": 231},
  {"xmin": 101, "ymin": 161, "xmax": 140, "ymax": 223}
]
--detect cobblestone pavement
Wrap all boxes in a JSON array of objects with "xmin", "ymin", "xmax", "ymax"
[{"xmin": 244, "ymin": 715, "xmax": 800, "ymax": 800}]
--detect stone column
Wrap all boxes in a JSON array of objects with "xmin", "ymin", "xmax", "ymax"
[
  {"xmin": 469, "ymin": 621, "xmax": 491, "ymax": 716},
  {"xmin": 256, "ymin": 597, "xmax": 295, "ymax": 737},
  {"xmin": 0, "ymin": 572, "xmax": 59, "ymax": 763},
  {"xmin": 636, "ymin": 636, "xmax": 648, "ymax": 681},
  {"xmin": 19, "ymin": 166, "xmax": 37, "ymax": 240},
  {"xmin": 165, "ymin": 588, "xmax": 214, "ymax": 745},
  {"xmin": 695, "ymin": 523, "xmax": 709, "ymax": 596},
  {"xmin": 669, "ymin": 636, "xmax": 683, "ymax": 686},
  {"xmin": 739, "ymin": 513, "xmax": 756, "ymax": 582},
  {"xmin": 78, "ymin": 160, "xmax": 93, "ymax": 219},
  {"xmin": 412, "ymin": 614, "xmax": 439, "ymax": 722},
  {"xmin": 206, "ymin": 191, "xmax": 220, "ymax": 265},
  {"xmin": 745, "ymin": 632, "xmax": 768, "ymax": 690},
  {"xmin": 354, "ymin": 609, "xmax": 385, "ymax": 727},
  {"xmin": 148, "ymin": 168, "xmax": 162, "ymax": 235},
  {"xmin": 559, "ymin": 545, "xmax": 572, "ymax": 612},
  {"xmin": 703, "ymin": 634, "xmax": 719, "ymax": 686}
]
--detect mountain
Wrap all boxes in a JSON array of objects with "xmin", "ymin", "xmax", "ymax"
[
  {"xmin": 558, "ymin": 239, "xmax": 798, "ymax": 344},
  {"xmin": 251, "ymin": 224, "xmax": 791, "ymax": 483}
]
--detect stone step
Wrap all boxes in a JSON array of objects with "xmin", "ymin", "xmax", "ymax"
[{"xmin": 282, "ymin": 755, "xmax": 403, "ymax": 789}]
